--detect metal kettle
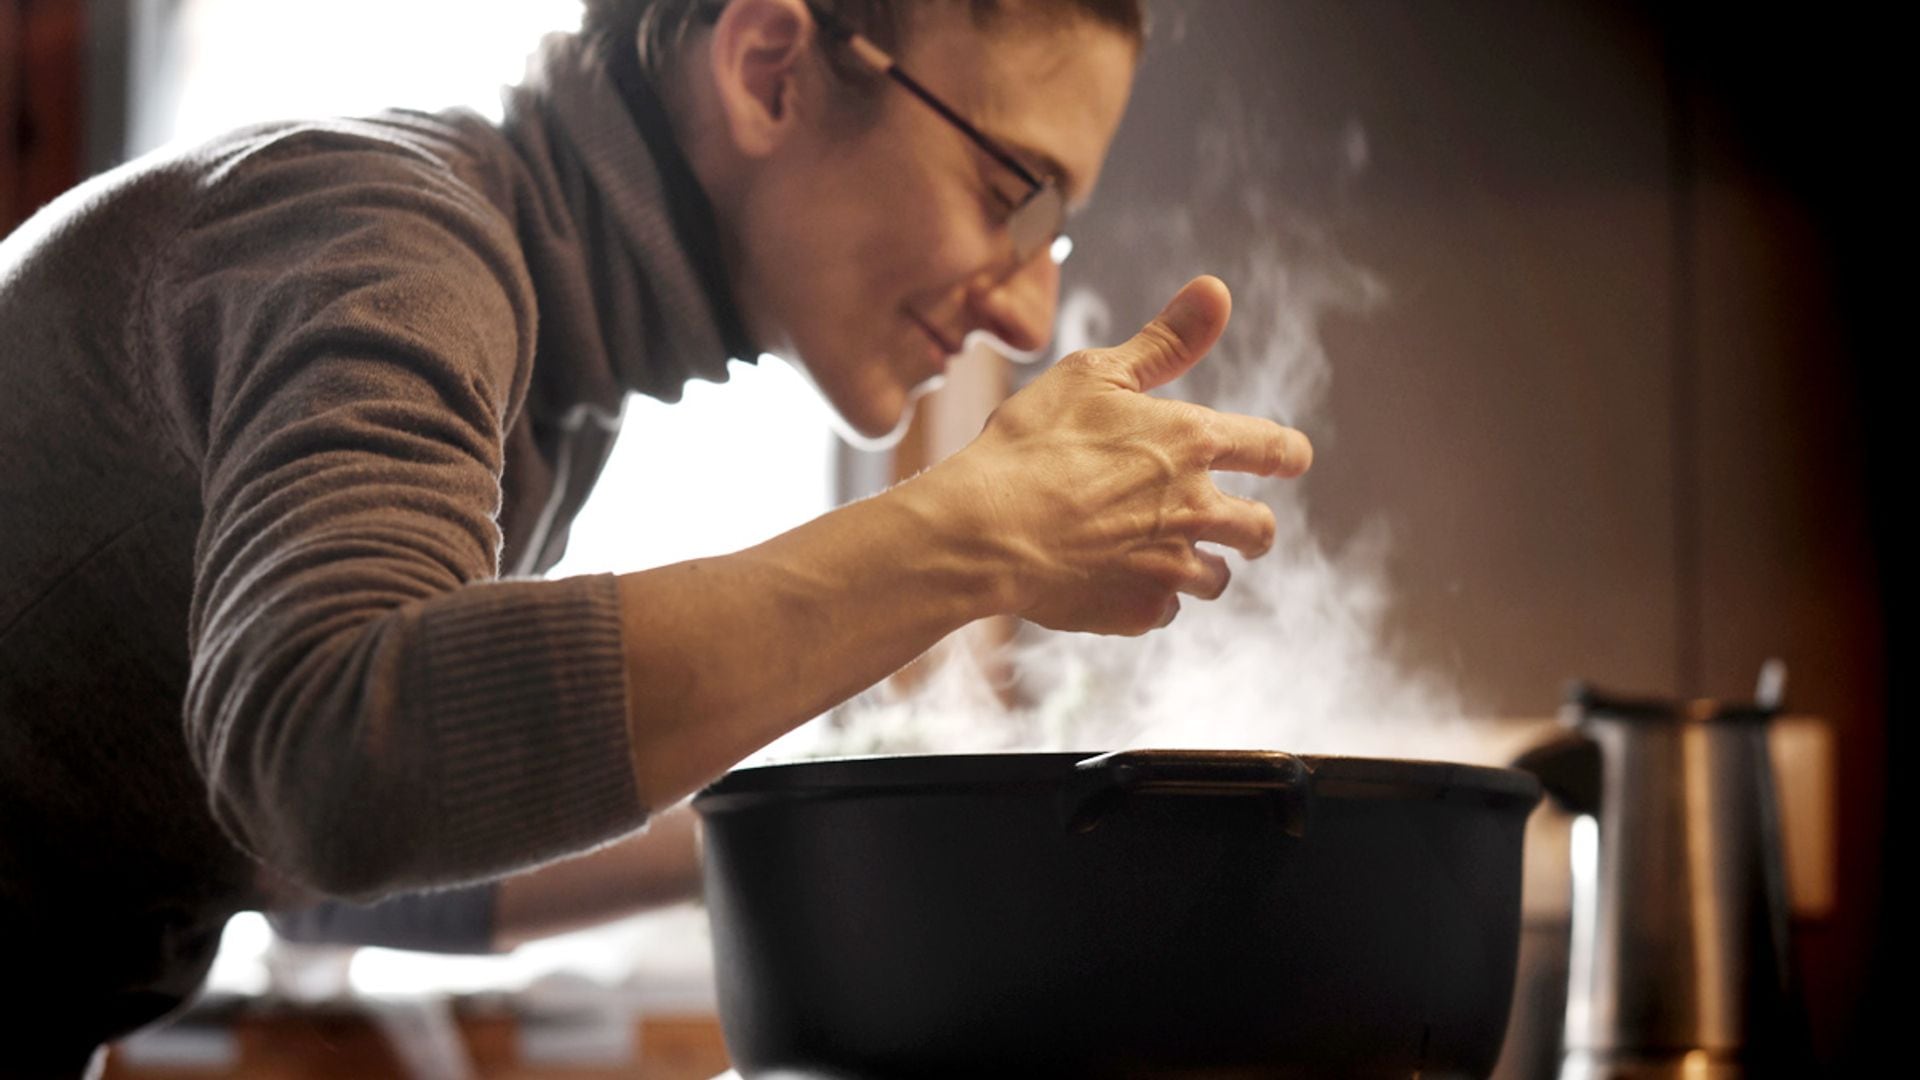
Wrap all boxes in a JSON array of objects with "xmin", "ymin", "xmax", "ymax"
[{"xmin": 1515, "ymin": 666, "xmax": 1815, "ymax": 1079}]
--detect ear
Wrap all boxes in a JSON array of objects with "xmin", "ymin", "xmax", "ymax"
[{"xmin": 707, "ymin": 0, "xmax": 815, "ymax": 158}]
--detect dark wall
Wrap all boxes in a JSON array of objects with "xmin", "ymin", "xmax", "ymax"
[
  {"xmin": 2, "ymin": 0, "xmax": 87, "ymax": 232},
  {"xmin": 1056, "ymin": 0, "xmax": 1889, "ymax": 1067}
]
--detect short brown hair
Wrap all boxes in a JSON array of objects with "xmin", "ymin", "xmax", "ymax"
[{"xmin": 580, "ymin": 0, "xmax": 1146, "ymax": 89}]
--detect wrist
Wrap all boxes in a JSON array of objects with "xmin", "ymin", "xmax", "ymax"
[{"xmin": 884, "ymin": 457, "xmax": 1029, "ymax": 622}]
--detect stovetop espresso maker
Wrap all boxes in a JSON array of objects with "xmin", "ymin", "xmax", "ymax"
[{"xmin": 1517, "ymin": 665, "xmax": 1815, "ymax": 1079}]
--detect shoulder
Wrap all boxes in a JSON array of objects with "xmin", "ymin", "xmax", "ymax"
[
  {"xmin": 153, "ymin": 113, "xmax": 541, "ymax": 403},
  {"xmin": 186, "ymin": 111, "xmax": 523, "ymax": 258}
]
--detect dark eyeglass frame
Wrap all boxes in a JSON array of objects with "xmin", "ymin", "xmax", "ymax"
[{"xmin": 796, "ymin": 0, "xmax": 1069, "ymax": 266}]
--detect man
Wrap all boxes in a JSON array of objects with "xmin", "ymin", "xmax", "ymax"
[{"xmin": 0, "ymin": 0, "xmax": 1309, "ymax": 1072}]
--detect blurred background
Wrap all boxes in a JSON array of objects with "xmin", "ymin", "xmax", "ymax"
[{"xmin": 4, "ymin": 1, "xmax": 1900, "ymax": 1076}]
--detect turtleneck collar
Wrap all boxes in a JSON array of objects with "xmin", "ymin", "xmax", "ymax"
[
  {"xmin": 602, "ymin": 32, "xmax": 761, "ymax": 369},
  {"xmin": 498, "ymin": 33, "xmax": 758, "ymax": 407}
]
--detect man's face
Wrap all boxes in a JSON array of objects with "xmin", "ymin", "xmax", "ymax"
[{"xmin": 728, "ymin": 7, "xmax": 1138, "ymax": 444}]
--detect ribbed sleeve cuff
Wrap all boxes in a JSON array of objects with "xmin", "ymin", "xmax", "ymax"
[{"xmin": 416, "ymin": 573, "xmax": 641, "ymax": 880}]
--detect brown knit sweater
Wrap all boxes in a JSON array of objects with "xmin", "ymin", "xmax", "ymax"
[{"xmin": 1, "ymin": 32, "xmax": 734, "ymax": 1048}]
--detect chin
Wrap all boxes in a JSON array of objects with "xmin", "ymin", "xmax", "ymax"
[{"xmin": 827, "ymin": 375, "xmax": 946, "ymax": 453}]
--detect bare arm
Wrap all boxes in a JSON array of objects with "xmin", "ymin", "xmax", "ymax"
[
  {"xmin": 616, "ymin": 277, "xmax": 1311, "ymax": 810},
  {"xmin": 616, "ymin": 473, "xmax": 1008, "ymax": 808}
]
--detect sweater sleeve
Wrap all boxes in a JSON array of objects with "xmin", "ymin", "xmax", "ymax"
[{"xmin": 153, "ymin": 126, "xmax": 643, "ymax": 901}]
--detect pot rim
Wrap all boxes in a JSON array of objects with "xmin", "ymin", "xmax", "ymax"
[{"xmin": 695, "ymin": 749, "xmax": 1541, "ymax": 811}]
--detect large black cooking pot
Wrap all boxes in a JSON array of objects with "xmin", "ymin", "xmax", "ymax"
[{"xmin": 694, "ymin": 749, "xmax": 1541, "ymax": 1079}]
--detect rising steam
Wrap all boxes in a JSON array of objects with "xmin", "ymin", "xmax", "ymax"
[{"xmin": 767, "ymin": 114, "xmax": 1498, "ymax": 765}]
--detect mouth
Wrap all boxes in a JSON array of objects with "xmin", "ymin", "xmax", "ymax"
[{"xmin": 907, "ymin": 312, "xmax": 963, "ymax": 359}]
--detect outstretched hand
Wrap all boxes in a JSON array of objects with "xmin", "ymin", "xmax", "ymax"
[{"xmin": 935, "ymin": 275, "xmax": 1312, "ymax": 636}]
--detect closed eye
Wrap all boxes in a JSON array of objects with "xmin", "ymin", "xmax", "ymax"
[
  {"xmin": 973, "ymin": 154, "xmax": 1025, "ymax": 213},
  {"xmin": 988, "ymin": 181, "xmax": 1046, "ymax": 234}
]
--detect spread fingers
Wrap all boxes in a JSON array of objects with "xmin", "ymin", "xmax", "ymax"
[{"xmin": 1191, "ymin": 495, "xmax": 1279, "ymax": 560}]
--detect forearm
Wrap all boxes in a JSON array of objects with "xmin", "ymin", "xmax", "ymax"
[
  {"xmin": 493, "ymin": 803, "xmax": 704, "ymax": 949},
  {"xmin": 617, "ymin": 469, "xmax": 1009, "ymax": 808}
]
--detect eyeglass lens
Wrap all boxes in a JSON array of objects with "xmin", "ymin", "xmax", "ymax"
[{"xmin": 1010, "ymin": 181, "xmax": 1067, "ymax": 266}]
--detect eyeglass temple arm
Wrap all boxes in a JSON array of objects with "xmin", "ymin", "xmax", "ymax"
[{"xmin": 799, "ymin": 1, "xmax": 1047, "ymax": 194}]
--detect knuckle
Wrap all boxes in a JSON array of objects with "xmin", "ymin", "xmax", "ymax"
[
  {"xmin": 1262, "ymin": 422, "xmax": 1290, "ymax": 472},
  {"xmin": 1174, "ymin": 404, "xmax": 1208, "ymax": 440},
  {"xmin": 1058, "ymin": 348, "xmax": 1104, "ymax": 374},
  {"xmin": 1176, "ymin": 478, "xmax": 1215, "ymax": 519},
  {"xmin": 1188, "ymin": 411, "xmax": 1224, "ymax": 466},
  {"xmin": 1137, "ymin": 544, "xmax": 1188, "ymax": 589},
  {"xmin": 1052, "ymin": 349, "xmax": 1113, "ymax": 385},
  {"xmin": 1136, "ymin": 320, "xmax": 1183, "ymax": 363}
]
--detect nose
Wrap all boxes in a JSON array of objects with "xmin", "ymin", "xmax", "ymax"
[{"xmin": 965, "ymin": 247, "xmax": 1060, "ymax": 355}]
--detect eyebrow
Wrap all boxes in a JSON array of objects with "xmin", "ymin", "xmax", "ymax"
[{"xmin": 991, "ymin": 135, "xmax": 1079, "ymax": 206}]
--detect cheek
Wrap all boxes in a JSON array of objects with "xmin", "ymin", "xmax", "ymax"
[
  {"xmin": 841, "ymin": 163, "xmax": 994, "ymax": 291},
  {"xmin": 844, "ymin": 193, "xmax": 956, "ymax": 285}
]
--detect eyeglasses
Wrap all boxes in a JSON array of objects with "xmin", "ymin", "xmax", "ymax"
[{"xmin": 799, "ymin": 0, "xmax": 1070, "ymax": 266}]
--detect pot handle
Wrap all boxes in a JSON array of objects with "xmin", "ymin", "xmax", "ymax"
[{"xmin": 1066, "ymin": 750, "xmax": 1312, "ymax": 837}]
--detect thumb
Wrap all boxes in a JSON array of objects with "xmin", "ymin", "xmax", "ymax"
[{"xmin": 1107, "ymin": 275, "xmax": 1231, "ymax": 392}]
